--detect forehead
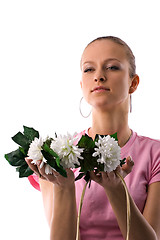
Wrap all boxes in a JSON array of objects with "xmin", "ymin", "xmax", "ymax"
[{"xmin": 81, "ymin": 40, "xmax": 127, "ymax": 64}]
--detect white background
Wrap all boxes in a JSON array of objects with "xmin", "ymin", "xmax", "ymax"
[{"xmin": 0, "ymin": 0, "xmax": 160, "ymax": 239}]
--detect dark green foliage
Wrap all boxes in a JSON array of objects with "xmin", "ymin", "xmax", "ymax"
[
  {"xmin": 76, "ymin": 134, "xmax": 101, "ymax": 182},
  {"xmin": 23, "ymin": 126, "xmax": 39, "ymax": 141},
  {"xmin": 4, "ymin": 126, "xmax": 39, "ymax": 178},
  {"xmin": 5, "ymin": 148, "xmax": 25, "ymax": 166},
  {"xmin": 5, "ymin": 127, "xmax": 124, "ymax": 181},
  {"xmin": 78, "ymin": 134, "xmax": 95, "ymax": 149},
  {"xmin": 120, "ymin": 158, "xmax": 126, "ymax": 167},
  {"xmin": 42, "ymin": 143, "xmax": 67, "ymax": 178},
  {"xmin": 16, "ymin": 164, "xmax": 34, "ymax": 178},
  {"xmin": 110, "ymin": 132, "xmax": 118, "ymax": 141}
]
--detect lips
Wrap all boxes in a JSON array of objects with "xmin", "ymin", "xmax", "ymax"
[{"xmin": 91, "ymin": 86, "xmax": 110, "ymax": 92}]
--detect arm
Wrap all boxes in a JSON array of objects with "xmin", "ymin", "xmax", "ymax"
[
  {"xmin": 26, "ymin": 159, "xmax": 79, "ymax": 240},
  {"xmin": 39, "ymin": 178, "xmax": 79, "ymax": 240},
  {"xmin": 39, "ymin": 179, "xmax": 54, "ymax": 227},
  {"xmin": 143, "ymin": 182, "xmax": 160, "ymax": 238},
  {"xmin": 50, "ymin": 183, "xmax": 77, "ymax": 240},
  {"xmin": 105, "ymin": 180, "xmax": 159, "ymax": 240},
  {"xmin": 90, "ymin": 157, "xmax": 159, "ymax": 240}
]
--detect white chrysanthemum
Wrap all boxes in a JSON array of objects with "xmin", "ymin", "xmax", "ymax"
[
  {"xmin": 28, "ymin": 137, "xmax": 56, "ymax": 175},
  {"xmin": 50, "ymin": 133, "xmax": 84, "ymax": 169},
  {"xmin": 28, "ymin": 137, "xmax": 45, "ymax": 164},
  {"xmin": 92, "ymin": 135, "xmax": 121, "ymax": 172},
  {"xmin": 44, "ymin": 164, "xmax": 54, "ymax": 175}
]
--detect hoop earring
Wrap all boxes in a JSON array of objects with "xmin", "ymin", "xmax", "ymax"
[
  {"xmin": 130, "ymin": 95, "xmax": 132, "ymax": 113},
  {"xmin": 79, "ymin": 97, "xmax": 91, "ymax": 118}
]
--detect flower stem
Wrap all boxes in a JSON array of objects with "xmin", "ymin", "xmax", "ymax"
[
  {"xmin": 116, "ymin": 172, "xmax": 131, "ymax": 240},
  {"xmin": 76, "ymin": 181, "xmax": 88, "ymax": 240}
]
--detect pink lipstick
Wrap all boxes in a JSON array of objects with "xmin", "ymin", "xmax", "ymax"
[{"xmin": 92, "ymin": 86, "xmax": 110, "ymax": 93}]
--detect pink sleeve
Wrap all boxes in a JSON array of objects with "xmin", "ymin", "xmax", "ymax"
[
  {"xmin": 149, "ymin": 143, "xmax": 160, "ymax": 185},
  {"xmin": 28, "ymin": 174, "xmax": 40, "ymax": 191}
]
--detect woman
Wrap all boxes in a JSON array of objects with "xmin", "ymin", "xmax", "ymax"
[{"xmin": 26, "ymin": 36, "xmax": 160, "ymax": 240}]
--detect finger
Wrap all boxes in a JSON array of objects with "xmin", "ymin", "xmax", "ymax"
[
  {"xmin": 38, "ymin": 173, "xmax": 46, "ymax": 180},
  {"xmin": 126, "ymin": 156, "xmax": 134, "ymax": 166},
  {"xmin": 121, "ymin": 156, "xmax": 134, "ymax": 174},
  {"xmin": 53, "ymin": 169, "xmax": 73, "ymax": 183},
  {"xmin": 66, "ymin": 168, "xmax": 74, "ymax": 178},
  {"xmin": 52, "ymin": 170, "xmax": 65, "ymax": 181},
  {"xmin": 90, "ymin": 171, "xmax": 102, "ymax": 183},
  {"xmin": 101, "ymin": 171, "xmax": 109, "ymax": 179},
  {"xmin": 105, "ymin": 171, "xmax": 116, "ymax": 180},
  {"xmin": 36, "ymin": 162, "xmax": 57, "ymax": 182},
  {"xmin": 25, "ymin": 158, "xmax": 41, "ymax": 177},
  {"xmin": 45, "ymin": 173, "xmax": 57, "ymax": 182},
  {"xmin": 36, "ymin": 161, "xmax": 45, "ymax": 175},
  {"xmin": 52, "ymin": 170, "xmax": 59, "ymax": 178}
]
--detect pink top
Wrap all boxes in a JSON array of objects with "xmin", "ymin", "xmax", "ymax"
[{"xmin": 28, "ymin": 130, "xmax": 160, "ymax": 240}]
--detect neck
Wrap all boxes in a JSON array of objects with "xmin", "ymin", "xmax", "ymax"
[{"xmin": 89, "ymin": 108, "xmax": 131, "ymax": 147}]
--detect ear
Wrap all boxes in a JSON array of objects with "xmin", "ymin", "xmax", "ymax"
[{"xmin": 129, "ymin": 74, "xmax": 140, "ymax": 94}]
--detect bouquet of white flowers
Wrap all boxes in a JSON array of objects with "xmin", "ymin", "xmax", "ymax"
[{"xmin": 5, "ymin": 126, "xmax": 126, "ymax": 182}]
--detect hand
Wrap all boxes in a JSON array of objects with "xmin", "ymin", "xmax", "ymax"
[
  {"xmin": 90, "ymin": 156, "xmax": 134, "ymax": 191},
  {"xmin": 25, "ymin": 158, "xmax": 75, "ymax": 189}
]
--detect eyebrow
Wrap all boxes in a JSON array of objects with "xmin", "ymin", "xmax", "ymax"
[{"xmin": 82, "ymin": 58, "xmax": 121, "ymax": 66}]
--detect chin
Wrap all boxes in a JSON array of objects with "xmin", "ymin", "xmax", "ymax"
[
  {"xmin": 92, "ymin": 99, "xmax": 120, "ymax": 112},
  {"xmin": 92, "ymin": 100, "xmax": 111, "ymax": 110}
]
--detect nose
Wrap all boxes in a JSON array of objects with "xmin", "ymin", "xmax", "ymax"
[
  {"xmin": 94, "ymin": 69, "xmax": 106, "ymax": 82},
  {"xmin": 94, "ymin": 77, "xmax": 105, "ymax": 82}
]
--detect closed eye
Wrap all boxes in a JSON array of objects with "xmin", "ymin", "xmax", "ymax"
[
  {"xmin": 106, "ymin": 66, "xmax": 120, "ymax": 71},
  {"xmin": 84, "ymin": 68, "xmax": 94, "ymax": 73}
]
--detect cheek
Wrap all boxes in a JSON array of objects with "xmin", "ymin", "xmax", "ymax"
[
  {"xmin": 81, "ymin": 85, "xmax": 89, "ymax": 101},
  {"xmin": 112, "ymin": 74, "xmax": 130, "ymax": 96},
  {"xmin": 81, "ymin": 77, "xmax": 90, "ymax": 93}
]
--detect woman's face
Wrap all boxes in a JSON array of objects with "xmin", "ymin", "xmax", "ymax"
[{"xmin": 80, "ymin": 40, "xmax": 133, "ymax": 111}]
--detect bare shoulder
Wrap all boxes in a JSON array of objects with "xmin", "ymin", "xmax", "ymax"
[{"xmin": 143, "ymin": 182, "xmax": 160, "ymax": 238}]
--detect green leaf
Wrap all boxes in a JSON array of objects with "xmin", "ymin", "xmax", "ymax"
[
  {"xmin": 56, "ymin": 167, "xmax": 67, "ymax": 178},
  {"xmin": 75, "ymin": 172, "xmax": 85, "ymax": 181},
  {"xmin": 95, "ymin": 133, "xmax": 118, "ymax": 142},
  {"xmin": 79, "ymin": 149, "xmax": 98, "ymax": 172},
  {"xmin": 42, "ymin": 142, "xmax": 60, "ymax": 167},
  {"xmin": 41, "ymin": 146, "xmax": 67, "ymax": 178},
  {"xmin": 5, "ymin": 147, "xmax": 33, "ymax": 177},
  {"xmin": 5, "ymin": 148, "xmax": 26, "ymax": 166},
  {"xmin": 46, "ymin": 156, "xmax": 67, "ymax": 178},
  {"xmin": 4, "ymin": 126, "xmax": 39, "ymax": 178},
  {"xmin": 19, "ymin": 147, "xmax": 26, "ymax": 155},
  {"xmin": 43, "ymin": 142, "xmax": 59, "ymax": 159},
  {"xmin": 84, "ymin": 171, "xmax": 90, "ymax": 182},
  {"xmin": 23, "ymin": 126, "xmax": 39, "ymax": 142},
  {"xmin": 45, "ymin": 138, "xmax": 53, "ymax": 146},
  {"xmin": 16, "ymin": 163, "xmax": 34, "ymax": 178},
  {"xmin": 110, "ymin": 132, "xmax": 118, "ymax": 141},
  {"xmin": 97, "ymin": 162, "xmax": 105, "ymax": 171},
  {"xmin": 120, "ymin": 158, "xmax": 126, "ymax": 167},
  {"xmin": 12, "ymin": 132, "xmax": 29, "ymax": 149},
  {"xmin": 78, "ymin": 134, "xmax": 95, "ymax": 149},
  {"xmin": 94, "ymin": 134, "xmax": 99, "ymax": 142},
  {"xmin": 41, "ymin": 150, "xmax": 56, "ymax": 168}
]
